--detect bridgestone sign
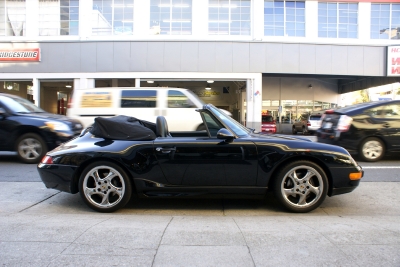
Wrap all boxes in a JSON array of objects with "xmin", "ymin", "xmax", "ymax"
[{"xmin": 0, "ymin": 48, "xmax": 41, "ymax": 62}]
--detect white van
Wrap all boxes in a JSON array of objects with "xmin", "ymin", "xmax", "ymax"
[{"xmin": 67, "ymin": 87, "xmax": 207, "ymax": 131}]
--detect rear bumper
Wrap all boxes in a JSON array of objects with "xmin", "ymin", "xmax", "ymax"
[{"xmin": 37, "ymin": 164, "xmax": 78, "ymax": 193}]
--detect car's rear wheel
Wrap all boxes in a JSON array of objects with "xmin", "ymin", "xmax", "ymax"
[
  {"xmin": 79, "ymin": 161, "xmax": 132, "ymax": 212},
  {"xmin": 292, "ymin": 127, "xmax": 297, "ymax": 135},
  {"xmin": 359, "ymin": 137, "xmax": 384, "ymax": 162},
  {"xmin": 273, "ymin": 161, "xmax": 328, "ymax": 213},
  {"xmin": 16, "ymin": 133, "xmax": 47, "ymax": 164}
]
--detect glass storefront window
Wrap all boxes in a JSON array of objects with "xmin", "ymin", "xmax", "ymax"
[
  {"xmin": 282, "ymin": 100, "xmax": 296, "ymax": 123},
  {"xmin": 371, "ymin": 3, "xmax": 400, "ymax": 39},
  {"xmin": 318, "ymin": 2, "xmax": 358, "ymax": 38},
  {"xmin": 209, "ymin": 0, "xmax": 250, "ymax": 36},
  {"xmin": 92, "ymin": 0, "xmax": 134, "ymax": 36},
  {"xmin": 39, "ymin": 0, "xmax": 79, "ymax": 36},
  {"xmin": 150, "ymin": 0, "xmax": 192, "ymax": 35},
  {"xmin": 264, "ymin": 0, "xmax": 305, "ymax": 37},
  {"xmin": 0, "ymin": 0, "xmax": 26, "ymax": 36}
]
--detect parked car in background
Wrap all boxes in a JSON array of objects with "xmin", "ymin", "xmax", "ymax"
[
  {"xmin": 38, "ymin": 104, "xmax": 363, "ymax": 213},
  {"xmin": 0, "ymin": 93, "xmax": 83, "ymax": 163},
  {"xmin": 317, "ymin": 100, "xmax": 400, "ymax": 162},
  {"xmin": 261, "ymin": 115, "xmax": 276, "ymax": 133},
  {"xmin": 68, "ymin": 87, "xmax": 210, "ymax": 131},
  {"xmin": 292, "ymin": 111, "xmax": 323, "ymax": 135}
]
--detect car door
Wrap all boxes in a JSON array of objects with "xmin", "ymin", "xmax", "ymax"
[
  {"xmin": 154, "ymin": 137, "xmax": 258, "ymax": 186},
  {"xmin": 376, "ymin": 103, "xmax": 400, "ymax": 151},
  {"xmin": 0, "ymin": 101, "xmax": 14, "ymax": 150}
]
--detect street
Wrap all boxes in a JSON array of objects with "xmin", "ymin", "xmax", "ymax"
[{"xmin": 0, "ymin": 149, "xmax": 399, "ymax": 266}]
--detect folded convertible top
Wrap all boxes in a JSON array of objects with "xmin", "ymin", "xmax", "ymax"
[{"xmin": 90, "ymin": 115, "xmax": 157, "ymax": 140}]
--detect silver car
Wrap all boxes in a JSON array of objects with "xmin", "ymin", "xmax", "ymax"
[{"xmin": 292, "ymin": 111, "xmax": 323, "ymax": 135}]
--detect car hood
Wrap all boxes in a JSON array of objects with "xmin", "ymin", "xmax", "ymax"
[
  {"xmin": 251, "ymin": 132, "xmax": 312, "ymax": 142},
  {"xmin": 17, "ymin": 112, "xmax": 82, "ymax": 124}
]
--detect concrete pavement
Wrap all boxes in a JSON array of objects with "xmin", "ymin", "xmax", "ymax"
[{"xmin": 0, "ymin": 181, "xmax": 399, "ymax": 266}]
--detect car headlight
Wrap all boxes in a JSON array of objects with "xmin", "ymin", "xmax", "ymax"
[{"xmin": 45, "ymin": 121, "xmax": 70, "ymax": 131}]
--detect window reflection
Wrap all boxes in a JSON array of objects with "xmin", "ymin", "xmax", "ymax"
[
  {"xmin": 371, "ymin": 3, "xmax": 400, "ymax": 39},
  {"xmin": 262, "ymin": 99, "xmax": 336, "ymax": 123}
]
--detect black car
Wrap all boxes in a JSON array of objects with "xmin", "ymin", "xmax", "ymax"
[
  {"xmin": 317, "ymin": 100, "xmax": 400, "ymax": 162},
  {"xmin": 0, "ymin": 93, "xmax": 83, "ymax": 163},
  {"xmin": 38, "ymin": 104, "xmax": 363, "ymax": 213}
]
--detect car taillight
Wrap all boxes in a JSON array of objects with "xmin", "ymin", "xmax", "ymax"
[
  {"xmin": 336, "ymin": 115, "xmax": 353, "ymax": 132},
  {"xmin": 307, "ymin": 121, "xmax": 311, "ymax": 126},
  {"xmin": 325, "ymin": 109, "xmax": 334, "ymax": 114},
  {"xmin": 41, "ymin": 155, "xmax": 53, "ymax": 164}
]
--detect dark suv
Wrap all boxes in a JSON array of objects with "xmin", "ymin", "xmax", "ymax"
[
  {"xmin": 0, "ymin": 93, "xmax": 83, "ymax": 163},
  {"xmin": 317, "ymin": 100, "xmax": 400, "ymax": 162}
]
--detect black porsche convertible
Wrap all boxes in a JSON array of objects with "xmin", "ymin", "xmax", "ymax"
[{"xmin": 37, "ymin": 104, "xmax": 363, "ymax": 213}]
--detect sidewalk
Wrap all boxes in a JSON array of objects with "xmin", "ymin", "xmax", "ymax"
[{"xmin": 0, "ymin": 181, "xmax": 399, "ymax": 266}]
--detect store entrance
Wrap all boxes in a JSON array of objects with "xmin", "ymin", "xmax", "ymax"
[{"xmin": 39, "ymin": 80, "xmax": 74, "ymax": 115}]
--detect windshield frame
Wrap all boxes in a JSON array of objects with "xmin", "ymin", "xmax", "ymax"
[{"xmin": 207, "ymin": 104, "xmax": 251, "ymax": 137}]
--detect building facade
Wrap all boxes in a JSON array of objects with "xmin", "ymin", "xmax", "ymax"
[{"xmin": 1, "ymin": 0, "xmax": 399, "ymax": 131}]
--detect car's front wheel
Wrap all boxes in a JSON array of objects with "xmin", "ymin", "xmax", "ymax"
[
  {"xmin": 79, "ymin": 161, "xmax": 132, "ymax": 212},
  {"xmin": 273, "ymin": 161, "xmax": 328, "ymax": 213},
  {"xmin": 292, "ymin": 127, "xmax": 297, "ymax": 135},
  {"xmin": 359, "ymin": 137, "xmax": 384, "ymax": 162},
  {"xmin": 16, "ymin": 133, "xmax": 47, "ymax": 164}
]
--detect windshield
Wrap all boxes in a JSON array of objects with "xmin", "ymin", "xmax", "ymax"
[
  {"xmin": 262, "ymin": 116, "xmax": 273, "ymax": 122},
  {"xmin": 0, "ymin": 95, "xmax": 44, "ymax": 113},
  {"xmin": 209, "ymin": 105, "xmax": 251, "ymax": 137}
]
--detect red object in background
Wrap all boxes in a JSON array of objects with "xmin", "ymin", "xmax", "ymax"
[
  {"xmin": 57, "ymin": 98, "xmax": 66, "ymax": 115},
  {"xmin": 261, "ymin": 115, "xmax": 276, "ymax": 134}
]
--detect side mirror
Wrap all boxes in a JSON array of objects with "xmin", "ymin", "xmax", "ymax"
[{"xmin": 217, "ymin": 128, "xmax": 235, "ymax": 143}]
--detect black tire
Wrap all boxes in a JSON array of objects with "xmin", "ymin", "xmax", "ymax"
[
  {"xmin": 79, "ymin": 161, "xmax": 132, "ymax": 212},
  {"xmin": 359, "ymin": 137, "xmax": 385, "ymax": 162},
  {"xmin": 292, "ymin": 126, "xmax": 297, "ymax": 135},
  {"xmin": 16, "ymin": 133, "xmax": 47, "ymax": 164},
  {"xmin": 273, "ymin": 161, "xmax": 328, "ymax": 213}
]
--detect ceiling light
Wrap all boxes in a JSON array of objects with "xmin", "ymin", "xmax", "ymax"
[
  {"xmin": 207, "ymin": 80, "xmax": 214, "ymax": 83},
  {"xmin": 66, "ymin": 84, "xmax": 72, "ymax": 88},
  {"xmin": 205, "ymin": 84, "xmax": 211, "ymax": 90},
  {"xmin": 147, "ymin": 80, "xmax": 154, "ymax": 83}
]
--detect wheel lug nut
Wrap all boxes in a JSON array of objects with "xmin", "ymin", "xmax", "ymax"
[
  {"xmin": 302, "ymin": 191, "xmax": 305, "ymax": 194},
  {"xmin": 108, "ymin": 186, "xmax": 111, "ymax": 189}
]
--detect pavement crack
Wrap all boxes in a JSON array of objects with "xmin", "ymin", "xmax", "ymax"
[
  {"xmin": 18, "ymin": 191, "xmax": 61, "ymax": 212},
  {"xmin": 233, "ymin": 218, "xmax": 256, "ymax": 267},
  {"xmin": 151, "ymin": 216, "xmax": 173, "ymax": 267}
]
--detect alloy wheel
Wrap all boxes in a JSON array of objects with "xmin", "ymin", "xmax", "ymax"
[{"xmin": 82, "ymin": 165, "xmax": 126, "ymax": 209}]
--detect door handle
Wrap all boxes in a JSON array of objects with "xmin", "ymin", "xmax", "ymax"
[{"xmin": 156, "ymin": 147, "xmax": 176, "ymax": 153}]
